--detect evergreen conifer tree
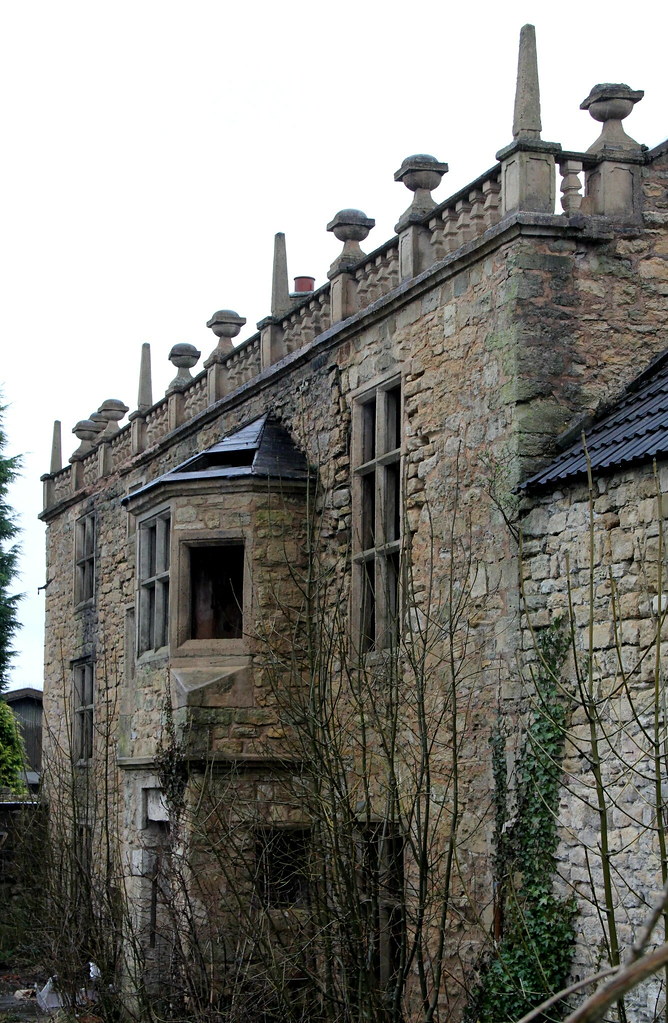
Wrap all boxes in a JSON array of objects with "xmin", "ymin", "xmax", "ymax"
[{"xmin": 0, "ymin": 404, "xmax": 21, "ymax": 694}]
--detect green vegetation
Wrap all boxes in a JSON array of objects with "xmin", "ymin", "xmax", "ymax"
[
  {"xmin": 0, "ymin": 702, "xmax": 26, "ymax": 793},
  {"xmin": 0, "ymin": 403, "xmax": 21, "ymax": 695},
  {"xmin": 468, "ymin": 621, "xmax": 575, "ymax": 1023}
]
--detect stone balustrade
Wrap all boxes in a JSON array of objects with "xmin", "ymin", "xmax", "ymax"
[
  {"xmin": 354, "ymin": 243, "xmax": 400, "ymax": 307},
  {"xmin": 428, "ymin": 167, "xmax": 503, "ymax": 260},
  {"xmin": 282, "ymin": 288, "xmax": 332, "ymax": 355},
  {"xmin": 224, "ymin": 333, "xmax": 262, "ymax": 389},
  {"xmin": 109, "ymin": 423, "xmax": 133, "ymax": 464},
  {"xmin": 51, "ymin": 468, "xmax": 71, "ymax": 505},
  {"xmin": 182, "ymin": 371, "xmax": 208, "ymax": 420},
  {"xmin": 81, "ymin": 450, "xmax": 99, "ymax": 488},
  {"xmin": 144, "ymin": 402, "xmax": 170, "ymax": 448}
]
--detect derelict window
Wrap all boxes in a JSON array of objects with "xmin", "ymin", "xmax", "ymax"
[
  {"xmin": 74, "ymin": 512, "xmax": 96, "ymax": 605},
  {"xmin": 256, "ymin": 827, "xmax": 311, "ymax": 908},
  {"xmin": 73, "ymin": 658, "xmax": 94, "ymax": 762},
  {"xmin": 138, "ymin": 512, "xmax": 170, "ymax": 654},
  {"xmin": 352, "ymin": 379, "xmax": 403, "ymax": 652},
  {"xmin": 189, "ymin": 544, "xmax": 244, "ymax": 640}
]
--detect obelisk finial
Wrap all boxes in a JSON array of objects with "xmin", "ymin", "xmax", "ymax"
[
  {"xmin": 50, "ymin": 420, "xmax": 62, "ymax": 473},
  {"xmin": 271, "ymin": 232, "xmax": 291, "ymax": 319},
  {"xmin": 513, "ymin": 24, "xmax": 542, "ymax": 140},
  {"xmin": 137, "ymin": 342, "xmax": 153, "ymax": 413}
]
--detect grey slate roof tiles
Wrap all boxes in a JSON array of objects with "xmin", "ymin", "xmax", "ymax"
[
  {"xmin": 522, "ymin": 348, "xmax": 668, "ymax": 491},
  {"xmin": 122, "ymin": 415, "xmax": 309, "ymax": 504}
]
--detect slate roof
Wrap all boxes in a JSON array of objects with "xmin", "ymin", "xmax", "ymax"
[
  {"xmin": 522, "ymin": 348, "xmax": 668, "ymax": 491},
  {"xmin": 123, "ymin": 416, "xmax": 309, "ymax": 504}
]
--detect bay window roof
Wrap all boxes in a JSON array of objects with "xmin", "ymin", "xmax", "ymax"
[{"xmin": 122, "ymin": 415, "xmax": 309, "ymax": 506}]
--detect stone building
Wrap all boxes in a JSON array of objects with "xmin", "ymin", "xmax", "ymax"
[{"xmin": 38, "ymin": 25, "xmax": 668, "ymax": 1022}]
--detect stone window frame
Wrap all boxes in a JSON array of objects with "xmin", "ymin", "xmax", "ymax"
[
  {"xmin": 72, "ymin": 656, "xmax": 94, "ymax": 763},
  {"xmin": 74, "ymin": 511, "xmax": 96, "ymax": 607},
  {"xmin": 351, "ymin": 372, "xmax": 403, "ymax": 653},
  {"xmin": 136, "ymin": 505, "xmax": 171, "ymax": 657},
  {"xmin": 171, "ymin": 528, "xmax": 252, "ymax": 657}
]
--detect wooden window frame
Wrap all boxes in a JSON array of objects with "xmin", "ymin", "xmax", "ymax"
[
  {"xmin": 352, "ymin": 376, "xmax": 403, "ymax": 653},
  {"xmin": 74, "ymin": 512, "xmax": 96, "ymax": 606},
  {"xmin": 137, "ymin": 509, "xmax": 171, "ymax": 655},
  {"xmin": 72, "ymin": 658, "xmax": 94, "ymax": 763}
]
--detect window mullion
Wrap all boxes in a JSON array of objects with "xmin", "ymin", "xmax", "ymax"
[{"xmin": 154, "ymin": 577, "xmax": 168, "ymax": 649}]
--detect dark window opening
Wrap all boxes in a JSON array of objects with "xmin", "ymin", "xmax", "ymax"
[
  {"xmin": 182, "ymin": 449, "xmax": 255, "ymax": 473},
  {"xmin": 257, "ymin": 828, "xmax": 311, "ymax": 908},
  {"xmin": 361, "ymin": 472, "xmax": 376, "ymax": 551},
  {"xmin": 362, "ymin": 558, "xmax": 376, "ymax": 653},
  {"xmin": 387, "ymin": 552, "xmax": 400, "ymax": 647},
  {"xmin": 146, "ymin": 820, "xmax": 170, "ymax": 949},
  {"xmin": 385, "ymin": 462, "xmax": 400, "ymax": 543},
  {"xmin": 385, "ymin": 386, "xmax": 402, "ymax": 452},
  {"xmin": 362, "ymin": 398, "xmax": 376, "ymax": 463},
  {"xmin": 190, "ymin": 544, "xmax": 244, "ymax": 640}
]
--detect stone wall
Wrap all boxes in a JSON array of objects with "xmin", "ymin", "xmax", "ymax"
[
  {"xmin": 520, "ymin": 460, "xmax": 668, "ymax": 1017},
  {"xmin": 37, "ymin": 96, "xmax": 668, "ymax": 1018}
]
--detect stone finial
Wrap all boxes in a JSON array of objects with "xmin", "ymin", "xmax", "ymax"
[
  {"xmin": 138, "ymin": 342, "xmax": 153, "ymax": 413},
  {"xmin": 580, "ymin": 84, "xmax": 644, "ymax": 154},
  {"xmin": 206, "ymin": 309, "xmax": 246, "ymax": 357},
  {"xmin": 70, "ymin": 419, "xmax": 100, "ymax": 461},
  {"xmin": 88, "ymin": 413, "xmax": 107, "ymax": 438},
  {"xmin": 167, "ymin": 343, "xmax": 201, "ymax": 393},
  {"xmin": 96, "ymin": 398, "xmax": 129, "ymax": 438},
  {"xmin": 513, "ymin": 24, "xmax": 542, "ymax": 140},
  {"xmin": 394, "ymin": 154, "xmax": 449, "ymax": 231},
  {"xmin": 327, "ymin": 209, "xmax": 375, "ymax": 275},
  {"xmin": 50, "ymin": 420, "xmax": 62, "ymax": 474},
  {"xmin": 271, "ymin": 232, "xmax": 291, "ymax": 319}
]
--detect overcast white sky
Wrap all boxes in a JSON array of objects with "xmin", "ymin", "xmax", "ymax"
[{"xmin": 2, "ymin": 0, "xmax": 666, "ymax": 691}]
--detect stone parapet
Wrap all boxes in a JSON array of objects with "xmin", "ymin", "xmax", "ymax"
[
  {"xmin": 40, "ymin": 148, "xmax": 662, "ymax": 515},
  {"xmin": 42, "ymin": 195, "xmax": 661, "ymax": 520}
]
